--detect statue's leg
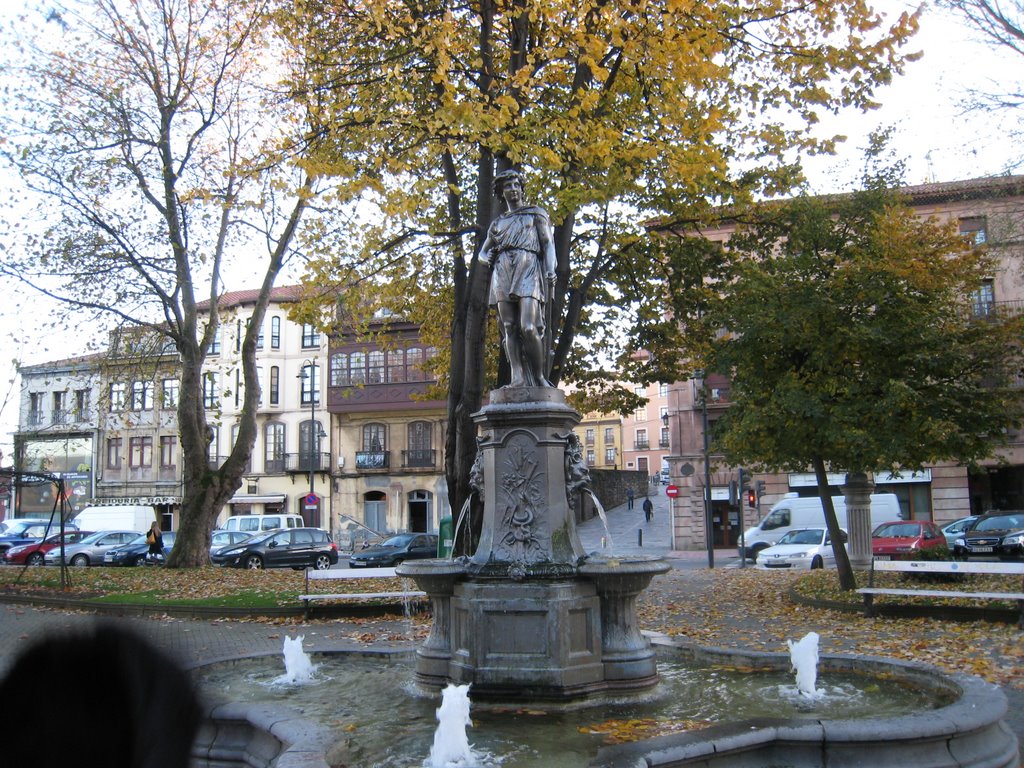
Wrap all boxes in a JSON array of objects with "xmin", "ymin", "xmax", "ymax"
[
  {"xmin": 519, "ymin": 298, "xmax": 551, "ymax": 388},
  {"xmin": 497, "ymin": 300, "xmax": 526, "ymax": 387}
]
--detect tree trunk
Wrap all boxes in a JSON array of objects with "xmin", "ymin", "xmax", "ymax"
[{"xmin": 813, "ymin": 456, "xmax": 857, "ymax": 591}]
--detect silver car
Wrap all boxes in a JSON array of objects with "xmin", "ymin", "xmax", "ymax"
[{"xmin": 44, "ymin": 530, "xmax": 140, "ymax": 566}]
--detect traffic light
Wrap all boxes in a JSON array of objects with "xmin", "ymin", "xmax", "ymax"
[{"xmin": 746, "ymin": 489, "xmax": 756, "ymax": 507}]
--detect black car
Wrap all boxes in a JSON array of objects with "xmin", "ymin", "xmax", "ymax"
[
  {"xmin": 104, "ymin": 531, "xmax": 176, "ymax": 566},
  {"xmin": 348, "ymin": 533, "xmax": 439, "ymax": 568},
  {"xmin": 954, "ymin": 512, "xmax": 1024, "ymax": 559},
  {"xmin": 211, "ymin": 528, "xmax": 338, "ymax": 570}
]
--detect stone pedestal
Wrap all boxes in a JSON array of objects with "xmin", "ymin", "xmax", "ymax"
[
  {"xmin": 469, "ymin": 387, "xmax": 586, "ymax": 578},
  {"xmin": 448, "ymin": 580, "xmax": 605, "ymax": 700}
]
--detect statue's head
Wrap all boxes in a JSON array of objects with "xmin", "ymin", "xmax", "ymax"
[{"xmin": 493, "ymin": 168, "xmax": 525, "ymax": 200}]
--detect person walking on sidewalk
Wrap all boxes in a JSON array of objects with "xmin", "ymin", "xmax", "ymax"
[
  {"xmin": 626, "ymin": 487, "xmax": 635, "ymax": 509},
  {"xmin": 642, "ymin": 497, "xmax": 653, "ymax": 523}
]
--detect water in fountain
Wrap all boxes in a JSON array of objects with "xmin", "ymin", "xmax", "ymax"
[
  {"xmin": 584, "ymin": 489, "xmax": 614, "ymax": 551},
  {"xmin": 276, "ymin": 635, "xmax": 316, "ymax": 685},
  {"xmin": 427, "ymin": 683, "xmax": 478, "ymax": 768},
  {"xmin": 787, "ymin": 631, "xmax": 819, "ymax": 697},
  {"xmin": 448, "ymin": 498, "xmax": 473, "ymax": 560}
]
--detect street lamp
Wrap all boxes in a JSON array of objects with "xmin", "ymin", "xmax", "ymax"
[
  {"xmin": 296, "ymin": 361, "xmax": 324, "ymax": 498},
  {"xmin": 694, "ymin": 371, "xmax": 714, "ymax": 569}
]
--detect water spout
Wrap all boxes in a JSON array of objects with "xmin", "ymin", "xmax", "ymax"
[
  {"xmin": 278, "ymin": 635, "xmax": 316, "ymax": 685},
  {"xmin": 448, "ymin": 498, "xmax": 473, "ymax": 560},
  {"xmin": 787, "ymin": 632, "xmax": 819, "ymax": 697},
  {"xmin": 584, "ymin": 489, "xmax": 613, "ymax": 551},
  {"xmin": 427, "ymin": 683, "xmax": 477, "ymax": 767}
]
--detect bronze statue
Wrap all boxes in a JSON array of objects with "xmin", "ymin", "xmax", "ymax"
[{"xmin": 480, "ymin": 169, "xmax": 556, "ymax": 388}]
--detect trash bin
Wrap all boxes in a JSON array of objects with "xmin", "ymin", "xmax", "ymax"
[{"xmin": 437, "ymin": 516, "xmax": 454, "ymax": 558}]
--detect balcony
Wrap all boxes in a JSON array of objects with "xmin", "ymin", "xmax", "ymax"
[
  {"xmin": 51, "ymin": 409, "xmax": 72, "ymax": 425},
  {"xmin": 659, "ymin": 438, "xmax": 671, "ymax": 449},
  {"xmin": 356, "ymin": 451, "xmax": 390, "ymax": 470},
  {"xmin": 633, "ymin": 440, "xmax": 650, "ymax": 450},
  {"xmin": 27, "ymin": 411, "xmax": 44, "ymax": 426},
  {"xmin": 285, "ymin": 452, "xmax": 332, "ymax": 473},
  {"xmin": 402, "ymin": 449, "xmax": 437, "ymax": 469}
]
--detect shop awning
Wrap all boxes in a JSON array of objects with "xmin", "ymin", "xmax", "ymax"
[{"xmin": 227, "ymin": 494, "xmax": 287, "ymax": 505}]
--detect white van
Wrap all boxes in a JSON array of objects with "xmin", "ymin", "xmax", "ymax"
[
  {"xmin": 73, "ymin": 505, "xmax": 156, "ymax": 533},
  {"xmin": 221, "ymin": 514, "xmax": 304, "ymax": 533},
  {"xmin": 739, "ymin": 493, "xmax": 902, "ymax": 560}
]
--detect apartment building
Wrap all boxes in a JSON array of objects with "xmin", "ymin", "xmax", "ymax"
[
  {"xmin": 327, "ymin": 313, "xmax": 447, "ymax": 537},
  {"xmin": 662, "ymin": 175, "xmax": 1024, "ymax": 550}
]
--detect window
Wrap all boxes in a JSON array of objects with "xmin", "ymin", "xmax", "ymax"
[
  {"xmin": 635, "ymin": 428, "xmax": 648, "ymax": 449},
  {"xmin": 208, "ymin": 425, "xmax": 219, "ymax": 464},
  {"xmin": 634, "ymin": 406, "xmax": 647, "ymax": 422},
  {"xmin": 109, "ymin": 382, "xmax": 126, "ymax": 411},
  {"xmin": 585, "ymin": 428, "xmax": 595, "ymax": 444},
  {"xmin": 161, "ymin": 379, "xmax": 179, "ymax": 409},
  {"xmin": 299, "ymin": 363, "xmax": 319, "ymax": 405},
  {"xmin": 129, "ymin": 381, "xmax": 152, "ymax": 411},
  {"xmin": 406, "ymin": 421, "xmax": 433, "ymax": 467},
  {"xmin": 129, "ymin": 436, "xmax": 153, "ymax": 468},
  {"xmin": 387, "ymin": 349, "xmax": 405, "ymax": 383},
  {"xmin": 362, "ymin": 423, "xmax": 386, "ymax": 451},
  {"xmin": 270, "ymin": 316, "xmax": 281, "ymax": 349},
  {"xmin": 269, "ymin": 366, "xmax": 280, "ymax": 405},
  {"xmin": 660, "ymin": 406, "xmax": 668, "ymax": 421},
  {"xmin": 634, "ymin": 384, "xmax": 645, "ymax": 396},
  {"xmin": 206, "ymin": 326, "xmax": 221, "ymax": 355},
  {"xmin": 660, "ymin": 426, "xmax": 670, "ymax": 448},
  {"xmin": 367, "ymin": 351, "xmax": 385, "ymax": 384},
  {"xmin": 586, "ymin": 450, "xmax": 596, "ymax": 466},
  {"xmin": 251, "ymin": 317, "xmax": 264, "ymax": 350},
  {"xmin": 299, "ymin": 420, "xmax": 324, "ymax": 465},
  {"xmin": 959, "ymin": 216, "xmax": 987, "ymax": 246},
  {"xmin": 265, "ymin": 422, "xmax": 285, "ymax": 472},
  {"xmin": 106, "ymin": 437, "xmax": 123, "ymax": 469},
  {"xmin": 605, "ymin": 447, "xmax": 616, "ymax": 465},
  {"xmin": 301, "ymin": 323, "xmax": 320, "ymax": 348},
  {"xmin": 203, "ymin": 372, "xmax": 220, "ymax": 408},
  {"xmin": 74, "ymin": 389, "xmax": 89, "ymax": 421},
  {"xmin": 970, "ymin": 279, "xmax": 995, "ymax": 318},
  {"xmin": 28, "ymin": 392, "xmax": 44, "ymax": 425},
  {"xmin": 234, "ymin": 368, "xmax": 242, "ymax": 407},
  {"xmin": 349, "ymin": 352, "xmax": 366, "ymax": 385},
  {"xmin": 659, "ymin": 383, "xmax": 669, "ymax": 397},
  {"xmin": 159, "ymin": 436, "xmax": 177, "ymax": 468},
  {"xmin": 604, "ymin": 427, "xmax": 614, "ymax": 444},
  {"xmin": 52, "ymin": 391, "xmax": 67, "ymax": 424},
  {"xmin": 406, "ymin": 347, "xmax": 424, "ymax": 382},
  {"xmin": 330, "ymin": 353, "xmax": 348, "ymax": 386}
]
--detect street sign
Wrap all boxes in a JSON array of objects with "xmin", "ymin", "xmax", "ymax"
[
  {"xmin": 665, "ymin": 485, "xmax": 679, "ymax": 498},
  {"xmin": 304, "ymin": 492, "xmax": 319, "ymax": 510}
]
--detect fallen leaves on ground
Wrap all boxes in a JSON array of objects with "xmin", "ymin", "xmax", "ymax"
[{"xmin": 579, "ymin": 717, "xmax": 713, "ymax": 744}]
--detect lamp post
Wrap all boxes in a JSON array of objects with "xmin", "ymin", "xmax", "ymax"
[
  {"xmin": 694, "ymin": 372, "xmax": 714, "ymax": 569},
  {"xmin": 296, "ymin": 361, "xmax": 322, "ymax": 498}
]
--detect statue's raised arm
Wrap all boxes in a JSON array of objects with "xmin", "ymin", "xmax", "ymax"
[{"xmin": 481, "ymin": 169, "xmax": 556, "ymax": 389}]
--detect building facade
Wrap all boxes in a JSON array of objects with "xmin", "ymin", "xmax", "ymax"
[{"xmin": 663, "ymin": 175, "xmax": 1024, "ymax": 550}]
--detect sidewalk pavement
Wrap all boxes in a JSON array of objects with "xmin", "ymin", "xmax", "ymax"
[{"xmin": 577, "ymin": 482, "xmax": 739, "ymax": 565}]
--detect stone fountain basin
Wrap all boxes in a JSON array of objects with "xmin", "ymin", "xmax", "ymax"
[{"xmin": 189, "ymin": 641, "xmax": 1018, "ymax": 768}]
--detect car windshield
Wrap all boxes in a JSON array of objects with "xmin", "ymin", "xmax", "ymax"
[
  {"xmin": 124, "ymin": 534, "xmax": 146, "ymax": 546},
  {"xmin": 975, "ymin": 515, "xmax": 1023, "ymax": 531},
  {"xmin": 873, "ymin": 523, "xmax": 920, "ymax": 538},
  {"xmin": 77, "ymin": 531, "xmax": 109, "ymax": 544},
  {"xmin": 777, "ymin": 529, "xmax": 824, "ymax": 545},
  {"xmin": 379, "ymin": 535, "xmax": 414, "ymax": 548}
]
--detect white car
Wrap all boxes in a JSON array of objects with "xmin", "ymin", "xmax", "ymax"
[{"xmin": 755, "ymin": 527, "xmax": 847, "ymax": 570}]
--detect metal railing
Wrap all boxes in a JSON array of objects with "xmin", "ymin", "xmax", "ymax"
[
  {"xmin": 356, "ymin": 451, "xmax": 390, "ymax": 470},
  {"xmin": 402, "ymin": 449, "xmax": 436, "ymax": 468}
]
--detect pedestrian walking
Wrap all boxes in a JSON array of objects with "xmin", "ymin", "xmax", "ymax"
[
  {"xmin": 626, "ymin": 487, "xmax": 635, "ymax": 510},
  {"xmin": 146, "ymin": 521, "xmax": 164, "ymax": 563},
  {"xmin": 643, "ymin": 497, "xmax": 653, "ymax": 522}
]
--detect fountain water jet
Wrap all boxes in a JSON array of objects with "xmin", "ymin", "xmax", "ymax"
[
  {"xmin": 787, "ymin": 631, "xmax": 819, "ymax": 697},
  {"xmin": 276, "ymin": 635, "xmax": 315, "ymax": 685},
  {"xmin": 428, "ymin": 683, "xmax": 478, "ymax": 768}
]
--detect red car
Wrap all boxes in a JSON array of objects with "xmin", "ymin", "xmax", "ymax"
[
  {"xmin": 2, "ymin": 530, "xmax": 93, "ymax": 566},
  {"xmin": 871, "ymin": 520, "xmax": 947, "ymax": 560}
]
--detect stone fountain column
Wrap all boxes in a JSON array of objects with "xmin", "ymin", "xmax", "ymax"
[{"xmin": 844, "ymin": 472, "xmax": 875, "ymax": 570}]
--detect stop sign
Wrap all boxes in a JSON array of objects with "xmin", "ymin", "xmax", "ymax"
[{"xmin": 665, "ymin": 484, "xmax": 679, "ymax": 498}]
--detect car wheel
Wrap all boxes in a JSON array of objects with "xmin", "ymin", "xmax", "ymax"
[
  {"xmin": 245, "ymin": 554, "xmax": 264, "ymax": 570},
  {"xmin": 133, "ymin": 555, "xmax": 147, "ymax": 567},
  {"xmin": 313, "ymin": 554, "xmax": 331, "ymax": 571},
  {"xmin": 748, "ymin": 545, "xmax": 767, "ymax": 562},
  {"xmin": 26, "ymin": 552, "xmax": 44, "ymax": 566},
  {"xmin": 71, "ymin": 554, "xmax": 89, "ymax": 567},
  {"xmin": 810, "ymin": 555, "xmax": 824, "ymax": 570}
]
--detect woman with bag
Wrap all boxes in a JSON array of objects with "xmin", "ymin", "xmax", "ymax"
[{"xmin": 146, "ymin": 521, "xmax": 164, "ymax": 563}]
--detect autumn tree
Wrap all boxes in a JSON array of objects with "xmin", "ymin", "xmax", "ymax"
[
  {"xmin": 0, "ymin": 0, "xmax": 331, "ymax": 566},
  {"xmin": 280, "ymin": 0, "xmax": 922, "ymax": 545},
  {"xmin": 678, "ymin": 179, "xmax": 1024, "ymax": 590}
]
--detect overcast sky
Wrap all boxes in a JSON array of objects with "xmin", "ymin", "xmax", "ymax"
[{"xmin": 0, "ymin": 0, "xmax": 1019, "ymax": 459}]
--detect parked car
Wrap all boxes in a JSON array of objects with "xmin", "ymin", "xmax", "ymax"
[
  {"xmin": 755, "ymin": 528, "xmax": 846, "ymax": 570},
  {"xmin": 3, "ymin": 530, "xmax": 93, "ymax": 566},
  {"xmin": 0, "ymin": 520, "xmax": 78, "ymax": 555},
  {"xmin": 44, "ymin": 530, "xmax": 141, "ymax": 566},
  {"xmin": 940, "ymin": 516, "xmax": 979, "ymax": 550},
  {"xmin": 954, "ymin": 512, "xmax": 1024, "ymax": 559},
  {"xmin": 211, "ymin": 528, "xmax": 338, "ymax": 570},
  {"xmin": 871, "ymin": 520, "xmax": 947, "ymax": 560},
  {"xmin": 348, "ymin": 533, "xmax": 439, "ymax": 568},
  {"xmin": 210, "ymin": 530, "xmax": 253, "ymax": 554},
  {"xmin": 104, "ymin": 531, "xmax": 176, "ymax": 566}
]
